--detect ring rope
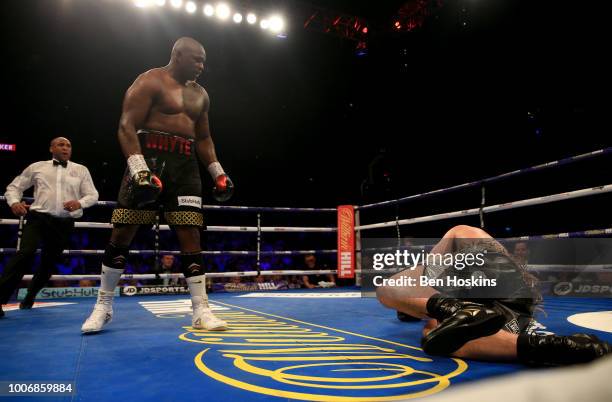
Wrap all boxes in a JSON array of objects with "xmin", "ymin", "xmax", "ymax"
[
  {"xmin": 0, "ymin": 196, "xmax": 336, "ymax": 213},
  {"xmin": 18, "ymin": 264, "xmax": 612, "ymax": 282},
  {"xmin": 21, "ymin": 269, "xmax": 338, "ymax": 281},
  {"xmin": 4, "ymin": 185, "xmax": 608, "ymax": 234},
  {"xmin": 356, "ymin": 226, "xmax": 612, "ymax": 253},
  {"xmin": 479, "ymin": 184, "xmax": 486, "ymax": 228},
  {"xmin": 0, "ymin": 248, "xmax": 338, "ymax": 256},
  {"xmin": 355, "ymin": 184, "xmax": 612, "ymax": 231},
  {"xmin": 0, "ymin": 220, "xmax": 336, "ymax": 233},
  {"xmin": 357, "ymin": 147, "xmax": 612, "ymax": 210},
  {"xmin": 1, "ymin": 223, "xmax": 609, "ymax": 256},
  {"xmin": 504, "ymin": 228, "xmax": 612, "ymax": 241}
]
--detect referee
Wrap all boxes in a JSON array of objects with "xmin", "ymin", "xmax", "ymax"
[{"xmin": 0, "ymin": 137, "xmax": 98, "ymax": 317}]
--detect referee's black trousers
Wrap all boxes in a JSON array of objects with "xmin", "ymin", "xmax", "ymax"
[{"xmin": 0, "ymin": 211, "xmax": 74, "ymax": 304}]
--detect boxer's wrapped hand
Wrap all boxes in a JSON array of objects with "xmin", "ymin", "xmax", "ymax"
[
  {"xmin": 126, "ymin": 154, "xmax": 162, "ymax": 208},
  {"xmin": 208, "ymin": 162, "xmax": 234, "ymax": 202}
]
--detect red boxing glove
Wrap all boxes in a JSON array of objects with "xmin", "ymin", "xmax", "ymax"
[
  {"xmin": 151, "ymin": 174, "xmax": 163, "ymax": 192},
  {"xmin": 213, "ymin": 174, "xmax": 234, "ymax": 202}
]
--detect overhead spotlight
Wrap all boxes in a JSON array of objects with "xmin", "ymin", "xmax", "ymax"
[
  {"xmin": 203, "ymin": 4, "xmax": 214, "ymax": 16},
  {"xmin": 170, "ymin": 0, "xmax": 182, "ymax": 9},
  {"xmin": 246, "ymin": 13, "xmax": 257, "ymax": 24},
  {"xmin": 268, "ymin": 15, "xmax": 285, "ymax": 33},
  {"xmin": 134, "ymin": 0, "xmax": 153, "ymax": 8},
  {"xmin": 155, "ymin": 0, "xmax": 166, "ymax": 6},
  {"xmin": 233, "ymin": 13, "xmax": 243, "ymax": 23},
  {"xmin": 185, "ymin": 1, "xmax": 197, "ymax": 13},
  {"xmin": 216, "ymin": 3, "xmax": 230, "ymax": 20},
  {"xmin": 260, "ymin": 19, "xmax": 270, "ymax": 30},
  {"xmin": 362, "ymin": 27, "xmax": 368, "ymax": 34}
]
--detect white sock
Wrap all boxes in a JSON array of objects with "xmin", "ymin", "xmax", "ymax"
[
  {"xmin": 186, "ymin": 275, "xmax": 208, "ymax": 305},
  {"xmin": 100, "ymin": 264, "xmax": 124, "ymax": 293}
]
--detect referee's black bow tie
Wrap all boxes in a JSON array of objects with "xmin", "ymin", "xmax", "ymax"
[{"xmin": 53, "ymin": 160, "xmax": 67, "ymax": 168}]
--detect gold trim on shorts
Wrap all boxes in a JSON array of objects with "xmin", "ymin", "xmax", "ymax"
[
  {"xmin": 164, "ymin": 211, "xmax": 204, "ymax": 227},
  {"xmin": 111, "ymin": 208, "xmax": 157, "ymax": 225}
]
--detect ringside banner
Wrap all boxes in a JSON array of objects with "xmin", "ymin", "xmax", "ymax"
[{"xmin": 337, "ymin": 205, "xmax": 355, "ymax": 278}]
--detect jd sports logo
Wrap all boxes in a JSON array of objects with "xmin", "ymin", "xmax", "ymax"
[{"xmin": 124, "ymin": 286, "xmax": 138, "ymax": 296}]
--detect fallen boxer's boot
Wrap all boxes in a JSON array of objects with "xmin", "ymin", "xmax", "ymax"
[{"xmin": 518, "ymin": 332, "xmax": 612, "ymax": 366}]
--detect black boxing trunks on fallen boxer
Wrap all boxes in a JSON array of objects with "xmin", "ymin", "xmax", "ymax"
[
  {"xmin": 111, "ymin": 129, "xmax": 203, "ymax": 227},
  {"xmin": 420, "ymin": 239, "xmax": 541, "ymax": 355}
]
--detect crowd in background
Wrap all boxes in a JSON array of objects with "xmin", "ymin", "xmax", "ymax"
[
  {"xmin": 1, "ymin": 226, "xmax": 609, "ymax": 295},
  {"xmin": 0, "ymin": 225, "xmax": 350, "ymax": 292}
]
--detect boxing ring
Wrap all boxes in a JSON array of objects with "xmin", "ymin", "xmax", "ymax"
[{"xmin": 1, "ymin": 147, "xmax": 611, "ymax": 401}]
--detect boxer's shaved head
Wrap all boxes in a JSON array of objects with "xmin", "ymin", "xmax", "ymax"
[
  {"xmin": 169, "ymin": 37, "xmax": 206, "ymax": 82},
  {"xmin": 171, "ymin": 37, "xmax": 205, "ymax": 60}
]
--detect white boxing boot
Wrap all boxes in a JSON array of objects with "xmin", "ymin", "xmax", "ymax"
[
  {"xmin": 192, "ymin": 295, "xmax": 228, "ymax": 331},
  {"xmin": 81, "ymin": 290, "xmax": 114, "ymax": 333},
  {"xmin": 185, "ymin": 270, "xmax": 227, "ymax": 331}
]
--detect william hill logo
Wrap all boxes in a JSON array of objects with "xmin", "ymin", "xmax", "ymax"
[{"xmin": 179, "ymin": 301, "xmax": 467, "ymax": 401}]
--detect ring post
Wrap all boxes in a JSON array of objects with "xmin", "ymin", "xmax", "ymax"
[
  {"xmin": 16, "ymin": 216, "xmax": 25, "ymax": 251},
  {"xmin": 256, "ymin": 213, "xmax": 261, "ymax": 276},
  {"xmin": 480, "ymin": 184, "xmax": 486, "ymax": 229}
]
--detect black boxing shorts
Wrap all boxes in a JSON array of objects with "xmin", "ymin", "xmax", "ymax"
[{"xmin": 111, "ymin": 129, "xmax": 203, "ymax": 227}]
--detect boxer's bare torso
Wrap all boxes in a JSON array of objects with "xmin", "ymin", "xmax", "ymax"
[{"xmin": 138, "ymin": 68, "xmax": 209, "ymax": 139}]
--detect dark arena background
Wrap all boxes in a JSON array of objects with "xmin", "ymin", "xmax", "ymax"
[{"xmin": 0, "ymin": 1, "xmax": 611, "ymax": 401}]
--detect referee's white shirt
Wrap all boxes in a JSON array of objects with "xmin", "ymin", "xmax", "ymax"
[{"xmin": 5, "ymin": 160, "xmax": 99, "ymax": 218}]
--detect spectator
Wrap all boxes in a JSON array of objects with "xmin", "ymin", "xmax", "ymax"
[{"xmin": 302, "ymin": 254, "xmax": 336, "ymax": 289}]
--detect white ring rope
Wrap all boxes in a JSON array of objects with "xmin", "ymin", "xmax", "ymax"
[
  {"xmin": 355, "ymin": 184, "xmax": 612, "ymax": 231},
  {"xmin": 357, "ymin": 147, "xmax": 612, "ymax": 210},
  {"xmin": 527, "ymin": 264, "xmax": 612, "ymax": 272},
  {"xmin": 0, "ymin": 248, "xmax": 337, "ymax": 256},
  {"xmin": 19, "ymin": 265, "xmax": 612, "ymax": 282},
  {"xmin": 21, "ymin": 269, "xmax": 338, "ymax": 281},
  {"xmin": 3, "ymin": 185, "xmax": 609, "ymax": 234},
  {"xmin": 362, "ymin": 264, "xmax": 612, "ymax": 275},
  {"xmin": 505, "ymin": 228, "xmax": 612, "ymax": 241},
  {"xmin": 0, "ymin": 220, "xmax": 335, "ymax": 233},
  {"xmin": 0, "ymin": 196, "xmax": 336, "ymax": 213}
]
